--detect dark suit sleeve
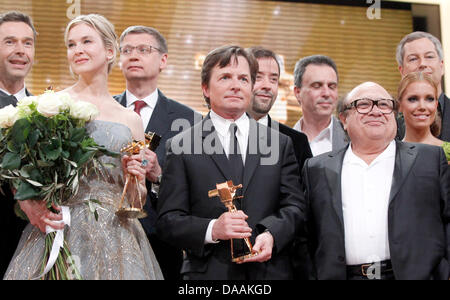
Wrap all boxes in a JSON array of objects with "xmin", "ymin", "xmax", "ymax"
[
  {"xmin": 156, "ymin": 138, "xmax": 212, "ymax": 258},
  {"xmin": 256, "ymin": 137, "xmax": 306, "ymax": 254},
  {"xmin": 301, "ymin": 158, "xmax": 318, "ymax": 279},
  {"xmin": 440, "ymin": 149, "xmax": 450, "ymax": 278}
]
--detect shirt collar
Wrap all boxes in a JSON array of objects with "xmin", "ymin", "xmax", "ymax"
[
  {"xmin": 0, "ymin": 86, "xmax": 27, "ymax": 101},
  {"xmin": 256, "ymin": 115, "xmax": 269, "ymax": 127},
  {"xmin": 297, "ymin": 116, "xmax": 333, "ymax": 141},
  {"xmin": 126, "ymin": 88, "xmax": 159, "ymax": 109},
  {"xmin": 344, "ymin": 140, "xmax": 396, "ymax": 167},
  {"xmin": 210, "ymin": 110, "xmax": 249, "ymax": 138}
]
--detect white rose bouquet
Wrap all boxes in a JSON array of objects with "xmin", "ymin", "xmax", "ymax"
[{"xmin": 0, "ymin": 90, "xmax": 118, "ymax": 280}]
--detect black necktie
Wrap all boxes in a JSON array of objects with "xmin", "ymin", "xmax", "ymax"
[{"xmin": 228, "ymin": 123, "xmax": 244, "ymax": 186}]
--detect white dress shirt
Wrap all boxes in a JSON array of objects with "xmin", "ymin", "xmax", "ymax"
[
  {"xmin": 341, "ymin": 140, "xmax": 396, "ymax": 265},
  {"xmin": 0, "ymin": 86, "xmax": 27, "ymax": 101},
  {"xmin": 125, "ymin": 88, "xmax": 159, "ymax": 130},
  {"xmin": 293, "ymin": 117, "xmax": 333, "ymax": 156},
  {"xmin": 204, "ymin": 110, "xmax": 250, "ymax": 244},
  {"xmin": 256, "ymin": 115, "xmax": 269, "ymax": 127}
]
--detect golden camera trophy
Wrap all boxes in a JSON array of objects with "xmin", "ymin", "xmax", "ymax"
[
  {"xmin": 208, "ymin": 180, "xmax": 258, "ymax": 262},
  {"xmin": 116, "ymin": 132, "xmax": 161, "ymax": 219}
]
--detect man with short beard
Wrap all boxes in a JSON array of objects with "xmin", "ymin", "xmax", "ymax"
[
  {"xmin": 246, "ymin": 46, "xmax": 312, "ymax": 173},
  {"xmin": 246, "ymin": 47, "xmax": 313, "ymax": 280}
]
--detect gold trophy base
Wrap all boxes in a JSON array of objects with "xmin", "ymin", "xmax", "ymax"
[
  {"xmin": 115, "ymin": 208, "xmax": 148, "ymax": 219},
  {"xmin": 232, "ymin": 251, "xmax": 258, "ymax": 263}
]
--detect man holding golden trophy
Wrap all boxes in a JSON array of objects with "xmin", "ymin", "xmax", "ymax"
[{"xmin": 156, "ymin": 45, "xmax": 306, "ymax": 280}]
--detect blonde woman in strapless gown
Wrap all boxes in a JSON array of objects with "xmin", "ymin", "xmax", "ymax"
[{"xmin": 4, "ymin": 14, "xmax": 163, "ymax": 279}]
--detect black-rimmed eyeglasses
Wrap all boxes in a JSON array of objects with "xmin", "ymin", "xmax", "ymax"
[
  {"xmin": 119, "ymin": 45, "xmax": 162, "ymax": 56},
  {"xmin": 345, "ymin": 98, "xmax": 395, "ymax": 114}
]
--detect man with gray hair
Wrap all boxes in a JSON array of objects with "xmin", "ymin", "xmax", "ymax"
[
  {"xmin": 396, "ymin": 31, "xmax": 449, "ymax": 141},
  {"xmin": 114, "ymin": 25, "xmax": 201, "ymax": 280},
  {"xmin": 292, "ymin": 55, "xmax": 348, "ymax": 156},
  {"xmin": 304, "ymin": 81, "xmax": 449, "ymax": 279}
]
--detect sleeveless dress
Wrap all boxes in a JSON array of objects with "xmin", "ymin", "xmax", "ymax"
[{"xmin": 4, "ymin": 120, "xmax": 163, "ymax": 280}]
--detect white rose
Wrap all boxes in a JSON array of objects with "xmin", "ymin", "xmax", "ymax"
[
  {"xmin": 36, "ymin": 91, "xmax": 64, "ymax": 117},
  {"xmin": 17, "ymin": 95, "xmax": 38, "ymax": 108},
  {"xmin": 70, "ymin": 101, "xmax": 99, "ymax": 121},
  {"xmin": 16, "ymin": 96, "xmax": 38, "ymax": 117},
  {"xmin": 0, "ymin": 105, "xmax": 19, "ymax": 128},
  {"xmin": 57, "ymin": 92, "xmax": 75, "ymax": 111}
]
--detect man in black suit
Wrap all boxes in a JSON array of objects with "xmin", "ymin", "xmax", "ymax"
[
  {"xmin": 246, "ymin": 46, "xmax": 312, "ymax": 173},
  {"xmin": 114, "ymin": 26, "xmax": 201, "ymax": 280},
  {"xmin": 303, "ymin": 81, "xmax": 449, "ymax": 280},
  {"xmin": 156, "ymin": 45, "xmax": 306, "ymax": 280},
  {"xmin": 246, "ymin": 46, "xmax": 312, "ymax": 280},
  {"xmin": 396, "ymin": 31, "xmax": 449, "ymax": 141},
  {"xmin": 0, "ymin": 11, "xmax": 38, "ymax": 277}
]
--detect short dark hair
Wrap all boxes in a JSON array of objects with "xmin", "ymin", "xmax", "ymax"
[
  {"xmin": 201, "ymin": 45, "xmax": 258, "ymax": 107},
  {"xmin": 119, "ymin": 25, "xmax": 168, "ymax": 54},
  {"xmin": 246, "ymin": 46, "xmax": 280, "ymax": 77},
  {"xmin": 0, "ymin": 11, "xmax": 37, "ymax": 41},
  {"xmin": 293, "ymin": 55, "xmax": 338, "ymax": 88}
]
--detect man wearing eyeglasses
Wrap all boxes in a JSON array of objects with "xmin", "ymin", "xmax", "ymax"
[
  {"xmin": 303, "ymin": 81, "xmax": 449, "ymax": 280},
  {"xmin": 114, "ymin": 26, "xmax": 201, "ymax": 280}
]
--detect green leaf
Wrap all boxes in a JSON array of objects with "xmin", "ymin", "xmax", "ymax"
[
  {"xmin": 77, "ymin": 151, "xmax": 95, "ymax": 166},
  {"xmin": 70, "ymin": 127, "xmax": 86, "ymax": 143},
  {"xmin": 6, "ymin": 140, "xmax": 19, "ymax": 153},
  {"xmin": 1, "ymin": 152, "xmax": 21, "ymax": 170},
  {"xmin": 46, "ymin": 147, "xmax": 62, "ymax": 161},
  {"xmin": 10, "ymin": 118, "xmax": 31, "ymax": 145},
  {"xmin": 27, "ymin": 129, "xmax": 40, "ymax": 148},
  {"xmin": 15, "ymin": 181, "xmax": 40, "ymax": 200},
  {"xmin": 26, "ymin": 179, "xmax": 43, "ymax": 187},
  {"xmin": 37, "ymin": 160, "xmax": 55, "ymax": 168}
]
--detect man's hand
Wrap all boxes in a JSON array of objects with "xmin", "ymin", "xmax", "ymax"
[
  {"xmin": 211, "ymin": 210, "xmax": 252, "ymax": 241},
  {"xmin": 238, "ymin": 231, "xmax": 274, "ymax": 264},
  {"xmin": 18, "ymin": 200, "xmax": 63, "ymax": 233}
]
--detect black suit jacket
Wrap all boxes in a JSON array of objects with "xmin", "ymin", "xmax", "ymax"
[
  {"xmin": 156, "ymin": 114, "xmax": 306, "ymax": 279},
  {"xmin": 303, "ymin": 141, "xmax": 450, "ymax": 280},
  {"xmin": 439, "ymin": 93, "xmax": 450, "ymax": 142},
  {"xmin": 0, "ymin": 89, "xmax": 30, "ymax": 277},
  {"xmin": 268, "ymin": 115, "xmax": 312, "ymax": 176},
  {"xmin": 114, "ymin": 90, "xmax": 201, "ymax": 234}
]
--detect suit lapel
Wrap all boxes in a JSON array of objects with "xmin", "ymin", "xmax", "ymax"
[
  {"xmin": 116, "ymin": 91, "xmax": 127, "ymax": 107},
  {"xmin": 332, "ymin": 116, "xmax": 348, "ymax": 151},
  {"xmin": 325, "ymin": 148, "xmax": 347, "ymax": 229},
  {"xmin": 242, "ymin": 119, "xmax": 261, "ymax": 195},
  {"xmin": 146, "ymin": 91, "xmax": 171, "ymax": 136},
  {"xmin": 388, "ymin": 141, "xmax": 417, "ymax": 203}
]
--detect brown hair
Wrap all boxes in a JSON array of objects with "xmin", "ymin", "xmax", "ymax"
[
  {"xmin": 0, "ymin": 11, "xmax": 37, "ymax": 40},
  {"xmin": 201, "ymin": 45, "xmax": 258, "ymax": 108},
  {"xmin": 119, "ymin": 25, "xmax": 167, "ymax": 54},
  {"xmin": 246, "ymin": 46, "xmax": 280, "ymax": 77},
  {"xmin": 397, "ymin": 71, "xmax": 441, "ymax": 137}
]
